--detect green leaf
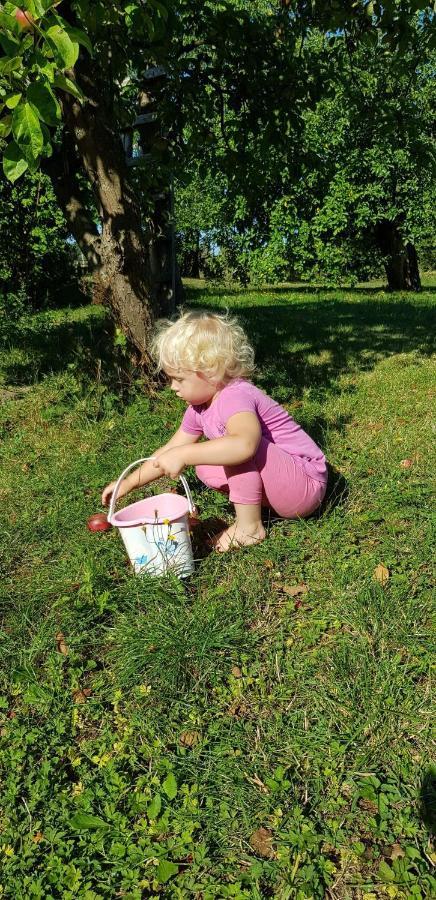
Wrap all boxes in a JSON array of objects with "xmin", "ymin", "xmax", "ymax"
[
  {"xmin": 5, "ymin": 93, "xmax": 22, "ymax": 110},
  {"xmin": 3, "ymin": 141, "xmax": 29, "ymax": 182},
  {"xmin": 147, "ymin": 793, "xmax": 162, "ymax": 819},
  {"xmin": 40, "ymin": 121, "xmax": 53, "ymax": 158},
  {"xmin": 378, "ymin": 860, "xmax": 395, "ymax": 882},
  {"xmin": 0, "ymin": 32, "xmax": 19, "ymax": 55},
  {"xmin": 28, "ymin": 0, "xmax": 52, "ymax": 15},
  {"xmin": 45, "ymin": 25, "xmax": 79, "ymax": 69},
  {"xmin": 0, "ymin": 12, "xmax": 19, "ymax": 38},
  {"xmin": 162, "ymin": 773, "xmax": 178, "ymax": 800},
  {"xmin": 12, "ymin": 101, "xmax": 44, "ymax": 159},
  {"xmin": 52, "ymin": 73, "xmax": 84, "ymax": 101},
  {"xmin": 27, "ymin": 81, "xmax": 61, "ymax": 125},
  {"xmin": 0, "ymin": 115, "xmax": 13, "ymax": 138},
  {"xmin": 64, "ymin": 25, "xmax": 93, "ymax": 56},
  {"xmin": 156, "ymin": 859, "xmax": 179, "ymax": 883},
  {"xmin": 69, "ymin": 812, "xmax": 110, "ymax": 831},
  {"xmin": 0, "ymin": 56, "xmax": 22, "ymax": 76}
]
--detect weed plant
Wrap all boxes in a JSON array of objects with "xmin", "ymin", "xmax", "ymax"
[{"xmin": 0, "ymin": 281, "xmax": 435, "ymax": 898}]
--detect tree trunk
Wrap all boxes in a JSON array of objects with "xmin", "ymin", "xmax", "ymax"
[
  {"xmin": 405, "ymin": 242, "xmax": 421, "ymax": 291},
  {"xmin": 147, "ymin": 187, "xmax": 181, "ymax": 316},
  {"xmin": 375, "ymin": 220, "xmax": 421, "ymax": 291},
  {"xmin": 45, "ymin": 57, "xmax": 158, "ymax": 365}
]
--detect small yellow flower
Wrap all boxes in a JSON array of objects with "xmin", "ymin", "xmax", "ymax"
[{"xmin": 1, "ymin": 845, "xmax": 14, "ymax": 857}]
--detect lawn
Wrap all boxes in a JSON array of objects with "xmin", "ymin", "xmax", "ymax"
[{"xmin": 0, "ymin": 281, "xmax": 435, "ymax": 899}]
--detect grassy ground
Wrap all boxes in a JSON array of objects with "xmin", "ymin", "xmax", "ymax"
[{"xmin": 0, "ymin": 281, "xmax": 435, "ymax": 899}]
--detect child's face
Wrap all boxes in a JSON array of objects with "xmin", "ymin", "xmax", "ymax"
[{"xmin": 165, "ymin": 368, "xmax": 219, "ymax": 406}]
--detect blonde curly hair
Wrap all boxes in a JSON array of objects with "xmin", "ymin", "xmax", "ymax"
[{"xmin": 151, "ymin": 309, "xmax": 255, "ymax": 384}]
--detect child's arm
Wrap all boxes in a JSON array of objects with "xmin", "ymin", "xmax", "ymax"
[
  {"xmin": 154, "ymin": 413, "xmax": 261, "ymax": 478},
  {"xmin": 101, "ymin": 427, "xmax": 200, "ymax": 506}
]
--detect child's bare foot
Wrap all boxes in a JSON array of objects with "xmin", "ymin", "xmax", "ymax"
[{"xmin": 211, "ymin": 521, "xmax": 266, "ymax": 552}]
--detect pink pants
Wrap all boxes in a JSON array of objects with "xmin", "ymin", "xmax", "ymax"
[{"xmin": 196, "ymin": 438, "xmax": 327, "ymax": 519}]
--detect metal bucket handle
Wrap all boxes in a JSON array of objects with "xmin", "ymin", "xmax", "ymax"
[{"xmin": 108, "ymin": 457, "xmax": 196, "ymax": 524}]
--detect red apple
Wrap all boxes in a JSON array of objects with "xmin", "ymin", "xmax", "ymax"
[
  {"xmin": 14, "ymin": 9, "xmax": 35, "ymax": 31},
  {"xmin": 87, "ymin": 512, "xmax": 112, "ymax": 532}
]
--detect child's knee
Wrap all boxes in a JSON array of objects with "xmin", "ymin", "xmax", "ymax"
[{"xmin": 196, "ymin": 464, "xmax": 228, "ymax": 492}]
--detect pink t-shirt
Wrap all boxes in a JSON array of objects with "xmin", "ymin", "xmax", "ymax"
[{"xmin": 181, "ymin": 378, "xmax": 327, "ymax": 483}]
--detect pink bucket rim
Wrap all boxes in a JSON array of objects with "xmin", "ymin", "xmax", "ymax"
[{"xmin": 109, "ymin": 492, "xmax": 190, "ymax": 527}]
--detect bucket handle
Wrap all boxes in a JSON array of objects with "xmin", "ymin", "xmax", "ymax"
[{"xmin": 107, "ymin": 457, "xmax": 196, "ymax": 524}]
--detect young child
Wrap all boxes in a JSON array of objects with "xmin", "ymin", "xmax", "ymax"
[{"xmin": 102, "ymin": 310, "xmax": 328, "ymax": 552}]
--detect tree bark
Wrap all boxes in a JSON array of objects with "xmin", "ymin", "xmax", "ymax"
[
  {"xmin": 375, "ymin": 220, "xmax": 421, "ymax": 291},
  {"xmin": 405, "ymin": 242, "xmax": 421, "ymax": 291},
  {"xmin": 43, "ymin": 41, "xmax": 160, "ymax": 366}
]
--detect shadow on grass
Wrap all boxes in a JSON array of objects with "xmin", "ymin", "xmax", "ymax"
[
  {"xmin": 1, "ymin": 310, "xmax": 123, "ymax": 389},
  {"xmin": 187, "ymin": 295, "xmax": 434, "ymax": 403},
  {"xmin": 4, "ymin": 294, "xmax": 433, "ymax": 401},
  {"xmin": 420, "ymin": 767, "xmax": 436, "ymax": 836}
]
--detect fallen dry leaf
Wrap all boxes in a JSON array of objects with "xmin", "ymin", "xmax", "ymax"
[
  {"xmin": 358, "ymin": 798, "xmax": 378, "ymax": 814},
  {"xmin": 72, "ymin": 688, "xmax": 92, "ymax": 705},
  {"xmin": 283, "ymin": 583, "xmax": 308, "ymax": 597},
  {"xmin": 179, "ymin": 730, "xmax": 201, "ymax": 748},
  {"xmin": 387, "ymin": 843, "xmax": 405, "ymax": 860},
  {"xmin": 228, "ymin": 699, "xmax": 250, "ymax": 718},
  {"xmin": 373, "ymin": 564, "xmax": 390, "ymax": 586},
  {"xmin": 231, "ymin": 666, "xmax": 242, "ymax": 678},
  {"xmin": 264, "ymin": 559, "xmax": 273, "ymax": 569},
  {"xmin": 271, "ymin": 582, "xmax": 308, "ymax": 597},
  {"xmin": 249, "ymin": 827, "xmax": 275, "ymax": 859},
  {"xmin": 55, "ymin": 632, "xmax": 68, "ymax": 656},
  {"xmin": 400, "ymin": 458, "xmax": 413, "ymax": 468},
  {"xmin": 32, "ymin": 832, "xmax": 44, "ymax": 844}
]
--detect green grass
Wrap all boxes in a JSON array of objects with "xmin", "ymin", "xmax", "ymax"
[{"xmin": 0, "ymin": 281, "xmax": 435, "ymax": 899}]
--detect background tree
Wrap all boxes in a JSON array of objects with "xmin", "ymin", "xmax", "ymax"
[
  {"xmin": 174, "ymin": 2, "xmax": 436, "ymax": 289},
  {"xmin": 1, "ymin": 0, "xmax": 435, "ymax": 364},
  {"xmin": 0, "ymin": 166, "xmax": 81, "ymax": 309}
]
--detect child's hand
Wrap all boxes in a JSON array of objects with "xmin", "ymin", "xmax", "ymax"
[
  {"xmin": 153, "ymin": 448, "xmax": 187, "ymax": 480},
  {"xmin": 102, "ymin": 480, "xmax": 118, "ymax": 506}
]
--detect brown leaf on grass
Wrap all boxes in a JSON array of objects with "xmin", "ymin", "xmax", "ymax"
[
  {"xmin": 72, "ymin": 688, "xmax": 92, "ymax": 705},
  {"xmin": 387, "ymin": 843, "xmax": 405, "ymax": 860},
  {"xmin": 32, "ymin": 832, "xmax": 44, "ymax": 843},
  {"xmin": 283, "ymin": 583, "xmax": 308, "ymax": 597},
  {"xmin": 264, "ymin": 559, "xmax": 273, "ymax": 569},
  {"xmin": 228, "ymin": 699, "xmax": 250, "ymax": 719},
  {"xmin": 55, "ymin": 632, "xmax": 68, "ymax": 656},
  {"xmin": 249, "ymin": 827, "xmax": 275, "ymax": 858},
  {"xmin": 231, "ymin": 666, "xmax": 242, "ymax": 678},
  {"xmin": 373, "ymin": 564, "xmax": 390, "ymax": 586},
  {"xmin": 400, "ymin": 458, "xmax": 413, "ymax": 468},
  {"xmin": 358, "ymin": 798, "xmax": 378, "ymax": 814},
  {"xmin": 272, "ymin": 582, "xmax": 308, "ymax": 597},
  {"xmin": 179, "ymin": 730, "xmax": 201, "ymax": 748}
]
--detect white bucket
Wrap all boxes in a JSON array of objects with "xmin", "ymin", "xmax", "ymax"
[{"xmin": 108, "ymin": 457, "xmax": 196, "ymax": 578}]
